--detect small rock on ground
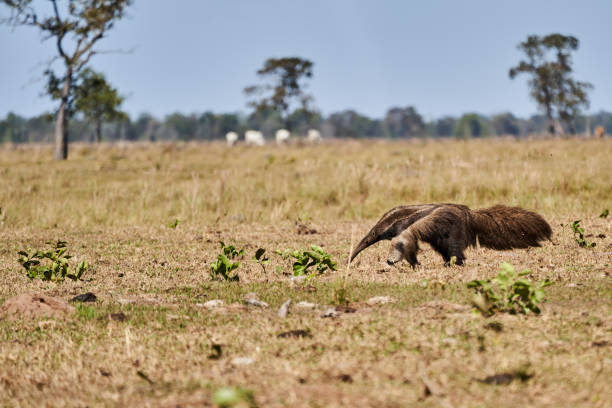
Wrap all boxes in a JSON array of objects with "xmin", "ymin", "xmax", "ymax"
[
  {"xmin": 296, "ymin": 301, "xmax": 317, "ymax": 309},
  {"xmin": 231, "ymin": 357, "xmax": 254, "ymax": 366},
  {"xmin": 290, "ymin": 276, "xmax": 306, "ymax": 284},
  {"xmin": 201, "ymin": 299, "xmax": 224, "ymax": 308},
  {"xmin": 245, "ymin": 298, "xmax": 269, "ymax": 308},
  {"xmin": 109, "ymin": 312, "xmax": 127, "ymax": 322},
  {"xmin": 278, "ymin": 329, "xmax": 312, "ymax": 339},
  {"xmin": 335, "ymin": 305, "xmax": 357, "ymax": 313},
  {"xmin": 321, "ymin": 308, "xmax": 338, "ymax": 318},
  {"xmin": 71, "ymin": 292, "xmax": 97, "ymax": 302},
  {"xmin": 366, "ymin": 296, "xmax": 396, "ymax": 306},
  {"xmin": 278, "ymin": 299, "xmax": 291, "ymax": 318},
  {"xmin": 420, "ymin": 301, "xmax": 471, "ymax": 313}
]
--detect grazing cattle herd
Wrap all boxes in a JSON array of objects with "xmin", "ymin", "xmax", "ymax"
[
  {"xmin": 275, "ymin": 129, "xmax": 291, "ymax": 144},
  {"xmin": 226, "ymin": 129, "xmax": 323, "ymax": 146},
  {"xmin": 244, "ymin": 130, "xmax": 266, "ymax": 146},
  {"xmin": 225, "ymin": 131, "xmax": 238, "ymax": 146}
]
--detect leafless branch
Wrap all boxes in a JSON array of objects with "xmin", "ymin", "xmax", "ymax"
[
  {"xmin": 76, "ymin": 50, "xmax": 96, "ymax": 71},
  {"xmin": 50, "ymin": 0, "xmax": 61, "ymax": 22},
  {"xmin": 91, "ymin": 46, "xmax": 138, "ymax": 56}
]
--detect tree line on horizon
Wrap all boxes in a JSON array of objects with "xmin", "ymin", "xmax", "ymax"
[
  {"xmin": 1, "ymin": 1, "xmax": 603, "ymax": 155},
  {"xmin": 2, "ymin": 108, "xmax": 611, "ymax": 144}
]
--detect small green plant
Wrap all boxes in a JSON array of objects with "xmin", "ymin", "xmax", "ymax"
[
  {"xmin": 213, "ymin": 386, "xmax": 257, "ymax": 408},
  {"xmin": 600, "ymin": 209, "xmax": 609, "ymax": 218},
  {"xmin": 210, "ymin": 254, "xmax": 240, "ymax": 281},
  {"xmin": 168, "ymin": 219, "xmax": 180, "ymax": 228},
  {"xmin": 253, "ymin": 248, "xmax": 269, "ymax": 272},
  {"xmin": 17, "ymin": 240, "xmax": 88, "ymax": 282},
  {"xmin": 75, "ymin": 303, "xmax": 97, "ymax": 321},
  {"xmin": 276, "ymin": 245, "xmax": 337, "ymax": 277},
  {"xmin": 467, "ymin": 262, "xmax": 551, "ymax": 315},
  {"xmin": 210, "ymin": 242, "xmax": 244, "ymax": 281},
  {"xmin": 570, "ymin": 220, "xmax": 596, "ymax": 248},
  {"xmin": 219, "ymin": 241, "xmax": 245, "ymax": 259},
  {"xmin": 331, "ymin": 279, "xmax": 350, "ymax": 305}
]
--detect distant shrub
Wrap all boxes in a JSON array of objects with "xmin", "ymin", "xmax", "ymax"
[
  {"xmin": 253, "ymin": 248, "xmax": 270, "ymax": 273},
  {"xmin": 570, "ymin": 220, "xmax": 596, "ymax": 248},
  {"xmin": 467, "ymin": 262, "xmax": 551, "ymax": 315},
  {"xmin": 213, "ymin": 386, "xmax": 256, "ymax": 408},
  {"xmin": 276, "ymin": 245, "xmax": 337, "ymax": 277},
  {"xmin": 210, "ymin": 241, "xmax": 244, "ymax": 281},
  {"xmin": 17, "ymin": 240, "xmax": 88, "ymax": 282}
]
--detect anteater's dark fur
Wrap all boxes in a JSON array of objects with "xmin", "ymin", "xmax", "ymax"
[{"xmin": 349, "ymin": 204, "xmax": 552, "ymax": 267}]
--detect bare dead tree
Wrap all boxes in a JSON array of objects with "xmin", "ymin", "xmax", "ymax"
[{"xmin": 2, "ymin": 0, "xmax": 131, "ymax": 159}]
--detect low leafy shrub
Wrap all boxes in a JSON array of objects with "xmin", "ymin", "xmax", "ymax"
[
  {"xmin": 17, "ymin": 240, "xmax": 88, "ymax": 282},
  {"xmin": 276, "ymin": 245, "xmax": 337, "ymax": 277},
  {"xmin": 213, "ymin": 386, "xmax": 257, "ymax": 408},
  {"xmin": 570, "ymin": 220, "xmax": 596, "ymax": 248},
  {"xmin": 253, "ymin": 248, "xmax": 269, "ymax": 272},
  {"xmin": 210, "ymin": 241, "xmax": 244, "ymax": 281},
  {"xmin": 467, "ymin": 262, "xmax": 551, "ymax": 315},
  {"xmin": 331, "ymin": 279, "xmax": 350, "ymax": 305},
  {"xmin": 219, "ymin": 241, "xmax": 245, "ymax": 259},
  {"xmin": 210, "ymin": 254, "xmax": 240, "ymax": 281}
]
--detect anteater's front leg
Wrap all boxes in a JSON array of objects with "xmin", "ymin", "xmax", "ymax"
[{"xmin": 387, "ymin": 230, "xmax": 420, "ymax": 268}]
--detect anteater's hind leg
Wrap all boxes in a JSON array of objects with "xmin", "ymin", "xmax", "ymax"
[
  {"xmin": 445, "ymin": 227, "xmax": 468, "ymax": 266},
  {"xmin": 429, "ymin": 240, "xmax": 451, "ymax": 264},
  {"xmin": 429, "ymin": 238, "xmax": 465, "ymax": 266}
]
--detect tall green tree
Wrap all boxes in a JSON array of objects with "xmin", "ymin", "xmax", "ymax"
[
  {"xmin": 246, "ymin": 107, "xmax": 283, "ymax": 137},
  {"xmin": 384, "ymin": 106, "xmax": 424, "ymax": 138},
  {"xmin": 509, "ymin": 34, "xmax": 592, "ymax": 134},
  {"xmin": 165, "ymin": 113, "xmax": 198, "ymax": 141},
  {"xmin": 2, "ymin": 0, "xmax": 131, "ymax": 159},
  {"xmin": 73, "ymin": 68, "xmax": 126, "ymax": 143},
  {"xmin": 432, "ymin": 116, "xmax": 456, "ymax": 138},
  {"xmin": 491, "ymin": 112, "xmax": 520, "ymax": 136},
  {"xmin": 0, "ymin": 113, "xmax": 26, "ymax": 143},
  {"xmin": 326, "ymin": 110, "xmax": 383, "ymax": 138},
  {"xmin": 287, "ymin": 108, "xmax": 322, "ymax": 136},
  {"xmin": 454, "ymin": 113, "xmax": 491, "ymax": 138},
  {"xmin": 244, "ymin": 57, "xmax": 315, "ymax": 130}
]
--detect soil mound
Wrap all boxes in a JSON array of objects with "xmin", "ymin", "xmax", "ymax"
[{"xmin": 0, "ymin": 293, "xmax": 75, "ymax": 321}]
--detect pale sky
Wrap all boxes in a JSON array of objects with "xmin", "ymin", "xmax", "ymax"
[{"xmin": 1, "ymin": 0, "xmax": 611, "ymax": 120}]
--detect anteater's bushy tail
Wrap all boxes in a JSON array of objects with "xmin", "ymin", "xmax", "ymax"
[{"xmin": 470, "ymin": 205, "xmax": 552, "ymax": 250}]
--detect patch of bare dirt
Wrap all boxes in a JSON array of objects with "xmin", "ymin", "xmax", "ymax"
[
  {"xmin": 419, "ymin": 301, "xmax": 471, "ymax": 313},
  {"xmin": 296, "ymin": 222, "xmax": 317, "ymax": 235},
  {"xmin": 117, "ymin": 295, "xmax": 178, "ymax": 309},
  {"xmin": 0, "ymin": 293, "xmax": 75, "ymax": 321}
]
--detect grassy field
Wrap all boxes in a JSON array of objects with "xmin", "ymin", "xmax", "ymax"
[{"xmin": 0, "ymin": 138, "xmax": 610, "ymax": 407}]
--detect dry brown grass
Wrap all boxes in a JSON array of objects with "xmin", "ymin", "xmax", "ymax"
[
  {"xmin": 0, "ymin": 139, "xmax": 610, "ymax": 407},
  {"xmin": 1, "ymin": 138, "xmax": 610, "ymax": 228}
]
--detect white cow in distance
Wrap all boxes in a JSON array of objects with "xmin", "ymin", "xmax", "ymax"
[
  {"xmin": 245, "ymin": 130, "xmax": 265, "ymax": 146},
  {"xmin": 225, "ymin": 131, "xmax": 238, "ymax": 146},
  {"xmin": 307, "ymin": 129, "xmax": 321, "ymax": 143},
  {"xmin": 275, "ymin": 129, "xmax": 290, "ymax": 144}
]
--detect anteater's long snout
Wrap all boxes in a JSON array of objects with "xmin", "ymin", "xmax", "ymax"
[{"xmin": 349, "ymin": 234, "xmax": 377, "ymax": 263}]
